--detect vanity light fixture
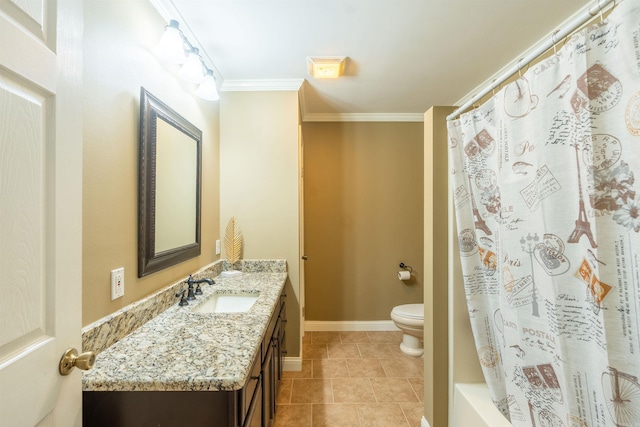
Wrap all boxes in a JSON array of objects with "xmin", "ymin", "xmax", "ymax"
[
  {"xmin": 155, "ymin": 20, "xmax": 219, "ymax": 101},
  {"xmin": 155, "ymin": 20, "xmax": 186, "ymax": 64},
  {"xmin": 195, "ymin": 70, "xmax": 220, "ymax": 101},
  {"xmin": 307, "ymin": 56, "xmax": 347, "ymax": 79}
]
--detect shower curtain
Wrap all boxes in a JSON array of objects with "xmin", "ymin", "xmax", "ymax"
[{"xmin": 448, "ymin": 1, "xmax": 640, "ymax": 426}]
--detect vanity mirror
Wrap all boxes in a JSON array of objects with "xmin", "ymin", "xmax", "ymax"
[{"xmin": 138, "ymin": 87, "xmax": 202, "ymax": 277}]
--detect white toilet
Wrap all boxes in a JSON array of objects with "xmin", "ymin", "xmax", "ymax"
[{"xmin": 390, "ymin": 303, "xmax": 424, "ymax": 357}]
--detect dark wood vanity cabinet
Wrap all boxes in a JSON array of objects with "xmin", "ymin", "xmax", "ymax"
[
  {"xmin": 261, "ymin": 290, "xmax": 286, "ymax": 427},
  {"xmin": 83, "ymin": 289, "xmax": 286, "ymax": 427}
]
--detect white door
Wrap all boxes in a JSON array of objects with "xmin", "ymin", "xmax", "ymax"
[{"xmin": 0, "ymin": 1, "xmax": 83, "ymax": 426}]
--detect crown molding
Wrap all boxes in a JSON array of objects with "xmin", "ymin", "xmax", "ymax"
[
  {"xmin": 200, "ymin": 75, "xmax": 423, "ymax": 122},
  {"xmin": 221, "ymin": 79, "xmax": 304, "ymax": 92},
  {"xmin": 302, "ymin": 112, "xmax": 424, "ymax": 122},
  {"xmin": 299, "ymin": 82, "xmax": 423, "ymax": 122}
]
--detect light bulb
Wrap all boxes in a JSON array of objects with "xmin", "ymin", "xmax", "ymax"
[
  {"xmin": 196, "ymin": 70, "xmax": 219, "ymax": 101},
  {"xmin": 155, "ymin": 20, "xmax": 186, "ymax": 64},
  {"xmin": 179, "ymin": 48, "xmax": 205, "ymax": 84}
]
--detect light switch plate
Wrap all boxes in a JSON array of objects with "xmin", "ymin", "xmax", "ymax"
[{"xmin": 216, "ymin": 239, "xmax": 221, "ymax": 255}]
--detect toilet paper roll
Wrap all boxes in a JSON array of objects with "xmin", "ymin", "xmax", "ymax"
[{"xmin": 398, "ymin": 270, "xmax": 411, "ymax": 281}]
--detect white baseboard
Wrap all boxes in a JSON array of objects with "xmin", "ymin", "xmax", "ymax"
[
  {"xmin": 305, "ymin": 320, "xmax": 400, "ymax": 332},
  {"xmin": 283, "ymin": 356, "xmax": 302, "ymax": 371},
  {"xmin": 421, "ymin": 416, "xmax": 430, "ymax": 427}
]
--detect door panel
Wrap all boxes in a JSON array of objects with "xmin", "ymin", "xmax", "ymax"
[
  {"xmin": 4, "ymin": 0, "xmax": 48, "ymax": 42},
  {"xmin": 0, "ymin": 1, "xmax": 83, "ymax": 425},
  {"xmin": 0, "ymin": 76, "xmax": 50, "ymax": 354}
]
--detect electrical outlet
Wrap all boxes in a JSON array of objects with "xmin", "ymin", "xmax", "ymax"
[
  {"xmin": 216, "ymin": 239, "xmax": 221, "ymax": 255},
  {"xmin": 110, "ymin": 267, "xmax": 125, "ymax": 300}
]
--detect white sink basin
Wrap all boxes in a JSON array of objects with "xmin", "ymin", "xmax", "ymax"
[{"xmin": 192, "ymin": 292, "xmax": 259, "ymax": 313}]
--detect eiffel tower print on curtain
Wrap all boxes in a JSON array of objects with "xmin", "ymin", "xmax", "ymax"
[{"xmin": 568, "ymin": 143, "xmax": 597, "ymax": 248}]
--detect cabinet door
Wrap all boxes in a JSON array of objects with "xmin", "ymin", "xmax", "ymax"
[
  {"xmin": 276, "ymin": 317, "xmax": 285, "ymax": 382},
  {"xmin": 240, "ymin": 354, "xmax": 262, "ymax": 427},
  {"xmin": 244, "ymin": 386, "xmax": 262, "ymax": 427},
  {"xmin": 262, "ymin": 337, "xmax": 276, "ymax": 427},
  {"xmin": 279, "ymin": 299, "xmax": 287, "ymax": 380}
]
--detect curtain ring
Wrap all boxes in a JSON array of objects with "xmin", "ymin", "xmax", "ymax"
[
  {"xmin": 552, "ymin": 30, "xmax": 560, "ymax": 56},
  {"xmin": 601, "ymin": 0, "xmax": 618, "ymax": 22},
  {"xmin": 597, "ymin": 0, "xmax": 607, "ymax": 23},
  {"xmin": 517, "ymin": 58, "xmax": 524, "ymax": 79},
  {"xmin": 491, "ymin": 79, "xmax": 498, "ymax": 97},
  {"xmin": 590, "ymin": 0, "xmax": 603, "ymax": 18},
  {"xmin": 472, "ymin": 95, "xmax": 479, "ymax": 110}
]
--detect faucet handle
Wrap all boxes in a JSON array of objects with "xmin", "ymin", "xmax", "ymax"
[{"xmin": 175, "ymin": 289, "xmax": 189, "ymax": 306}]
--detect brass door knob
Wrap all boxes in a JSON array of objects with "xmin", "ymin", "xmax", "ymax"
[{"xmin": 59, "ymin": 348, "xmax": 96, "ymax": 376}]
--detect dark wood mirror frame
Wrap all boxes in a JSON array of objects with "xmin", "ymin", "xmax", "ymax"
[{"xmin": 138, "ymin": 87, "xmax": 202, "ymax": 277}]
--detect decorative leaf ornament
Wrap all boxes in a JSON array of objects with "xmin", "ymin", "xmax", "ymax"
[{"xmin": 224, "ymin": 216, "xmax": 243, "ymax": 264}]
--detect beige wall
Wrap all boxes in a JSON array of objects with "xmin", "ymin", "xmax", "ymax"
[
  {"xmin": 220, "ymin": 90, "xmax": 301, "ymax": 357},
  {"xmin": 82, "ymin": 1, "xmax": 220, "ymax": 326},
  {"xmin": 302, "ymin": 122, "xmax": 424, "ymax": 321}
]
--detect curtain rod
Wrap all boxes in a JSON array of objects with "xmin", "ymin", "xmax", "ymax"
[{"xmin": 446, "ymin": 0, "xmax": 616, "ymax": 121}]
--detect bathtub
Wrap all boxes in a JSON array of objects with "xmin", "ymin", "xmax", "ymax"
[{"xmin": 451, "ymin": 383, "xmax": 512, "ymax": 427}]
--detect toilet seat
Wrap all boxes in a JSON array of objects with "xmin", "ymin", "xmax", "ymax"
[
  {"xmin": 391, "ymin": 304, "xmax": 423, "ymax": 320},
  {"xmin": 390, "ymin": 304, "xmax": 424, "ymax": 328}
]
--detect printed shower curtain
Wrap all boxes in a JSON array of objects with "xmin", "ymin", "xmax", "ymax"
[{"xmin": 448, "ymin": 1, "xmax": 640, "ymax": 426}]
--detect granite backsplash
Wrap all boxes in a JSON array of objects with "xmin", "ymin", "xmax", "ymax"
[{"xmin": 82, "ymin": 259, "xmax": 287, "ymax": 354}]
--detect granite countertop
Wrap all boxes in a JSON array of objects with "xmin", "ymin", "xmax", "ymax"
[{"xmin": 82, "ymin": 271, "xmax": 287, "ymax": 392}]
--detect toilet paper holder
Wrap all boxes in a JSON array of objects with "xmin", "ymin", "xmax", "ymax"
[{"xmin": 399, "ymin": 263, "xmax": 413, "ymax": 273}]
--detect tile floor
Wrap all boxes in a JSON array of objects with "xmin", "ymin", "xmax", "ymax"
[{"xmin": 274, "ymin": 331, "xmax": 424, "ymax": 427}]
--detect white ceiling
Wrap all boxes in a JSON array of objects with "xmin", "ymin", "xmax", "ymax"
[{"xmin": 155, "ymin": 0, "xmax": 591, "ymax": 121}]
